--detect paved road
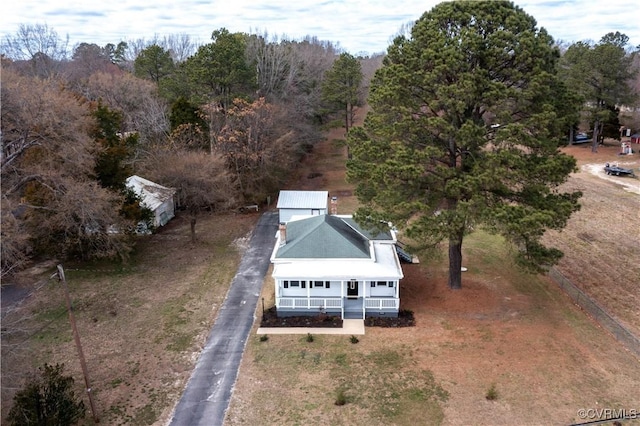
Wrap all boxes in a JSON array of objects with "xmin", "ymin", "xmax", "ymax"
[{"xmin": 169, "ymin": 211, "xmax": 278, "ymax": 426}]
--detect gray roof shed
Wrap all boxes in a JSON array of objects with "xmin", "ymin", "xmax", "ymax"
[{"xmin": 276, "ymin": 190, "xmax": 328, "ymax": 210}]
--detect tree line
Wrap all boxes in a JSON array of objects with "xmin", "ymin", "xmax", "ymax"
[
  {"xmin": 1, "ymin": 23, "xmax": 378, "ymax": 277},
  {"xmin": 2, "ymin": 9, "xmax": 638, "ymax": 288}
]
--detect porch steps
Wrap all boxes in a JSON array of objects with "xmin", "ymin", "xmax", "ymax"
[{"xmin": 343, "ymin": 311, "xmax": 364, "ymax": 319}]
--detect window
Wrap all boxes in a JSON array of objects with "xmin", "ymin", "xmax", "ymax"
[
  {"xmin": 314, "ymin": 281, "xmax": 324, "ymax": 288},
  {"xmin": 388, "ymin": 282, "xmax": 395, "ymax": 288},
  {"xmin": 290, "ymin": 280, "xmax": 300, "ymax": 287},
  {"xmin": 370, "ymin": 282, "xmax": 376, "ymax": 288},
  {"xmin": 376, "ymin": 281, "xmax": 387, "ymax": 287},
  {"xmin": 325, "ymin": 281, "xmax": 330, "ymax": 289}
]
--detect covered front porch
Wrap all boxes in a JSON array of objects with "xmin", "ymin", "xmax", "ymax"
[{"xmin": 275, "ymin": 296, "xmax": 399, "ymax": 319}]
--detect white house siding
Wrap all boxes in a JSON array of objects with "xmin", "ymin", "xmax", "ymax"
[
  {"xmin": 276, "ymin": 190, "xmax": 328, "ymax": 223},
  {"xmin": 366, "ymin": 281, "xmax": 397, "ymax": 298},
  {"xmin": 278, "ymin": 280, "xmax": 342, "ymax": 298},
  {"xmin": 279, "ymin": 208, "xmax": 325, "ymax": 223}
]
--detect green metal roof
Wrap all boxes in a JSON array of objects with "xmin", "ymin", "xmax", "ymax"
[{"xmin": 276, "ymin": 215, "xmax": 374, "ymax": 259}]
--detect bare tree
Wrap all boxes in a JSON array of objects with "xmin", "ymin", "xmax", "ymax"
[
  {"xmin": 1, "ymin": 68, "xmax": 133, "ymax": 273},
  {"xmin": 81, "ymin": 71, "xmax": 170, "ymax": 148},
  {"xmin": 246, "ymin": 31, "xmax": 292, "ymax": 99},
  {"xmin": 1, "ymin": 23, "xmax": 70, "ymax": 78},
  {"xmin": 0, "ymin": 197, "xmax": 31, "ymax": 279},
  {"xmin": 1, "ymin": 68, "xmax": 94, "ymax": 175},
  {"xmin": 216, "ymin": 98, "xmax": 297, "ymax": 200},
  {"xmin": 144, "ymin": 149, "xmax": 237, "ymax": 242},
  {"xmin": 163, "ymin": 33, "xmax": 199, "ymax": 63}
]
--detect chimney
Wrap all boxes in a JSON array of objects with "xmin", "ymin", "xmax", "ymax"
[
  {"xmin": 279, "ymin": 222, "xmax": 287, "ymax": 245},
  {"xmin": 330, "ymin": 196, "xmax": 338, "ymax": 215}
]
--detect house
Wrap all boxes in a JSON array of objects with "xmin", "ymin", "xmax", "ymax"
[
  {"xmin": 276, "ymin": 190, "xmax": 328, "ymax": 223},
  {"xmin": 631, "ymin": 133, "xmax": 640, "ymax": 144},
  {"xmin": 270, "ymin": 214, "xmax": 404, "ymax": 319},
  {"xmin": 125, "ymin": 175, "xmax": 176, "ymax": 228}
]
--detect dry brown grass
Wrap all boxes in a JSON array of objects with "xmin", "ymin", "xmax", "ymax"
[
  {"xmin": 1, "ymin": 212, "xmax": 259, "ymax": 425},
  {"xmin": 2, "ymin": 113, "xmax": 639, "ymax": 426}
]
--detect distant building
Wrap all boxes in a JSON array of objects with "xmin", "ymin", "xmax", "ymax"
[
  {"xmin": 126, "ymin": 175, "xmax": 176, "ymax": 228},
  {"xmin": 276, "ymin": 190, "xmax": 328, "ymax": 223}
]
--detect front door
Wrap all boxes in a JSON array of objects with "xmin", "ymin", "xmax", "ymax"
[{"xmin": 347, "ymin": 280, "xmax": 359, "ymax": 298}]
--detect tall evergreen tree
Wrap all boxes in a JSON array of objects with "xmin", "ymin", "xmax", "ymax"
[
  {"xmin": 134, "ymin": 44, "xmax": 175, "ymax": 84},
  {"xmin": 321, "ymin": 52, "xmax": 363, "ymax": 133},
  {"xmin": 560, "ymin": 32, "xmax": 638, "ymax": 152},
  {"xmin": 92, "ymin": 103, "xmax": 136, "ymax": 190},
  {"xmin": 183, "ymin": 28, "xmax": 256, "ymax": 109},
  {"xmin": 347, "ymin": 0, "xmax": 581, "ymax": 289}
]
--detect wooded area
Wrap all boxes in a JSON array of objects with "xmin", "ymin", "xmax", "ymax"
[
  {"xmin": 1, "ymin": 24, "xmax": 381, "ymax": 278},
  {"xmin": 1, "ymin": 13, "xmax": 638, "ymax": 283}
]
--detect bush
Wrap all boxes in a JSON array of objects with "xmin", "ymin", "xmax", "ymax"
[
  {"xmin": 259, "ymin": 334, "xmax": 268, "ymax": 342},
  {"xmin": 334, "ymin": 388, "xmax": 347, "ymax": 406},
  {"xmin": 7, "ymin": 363, "xmax": 86, "ymax": 425},
  {"xmin": 486, "ymin": 383, "xmax": 498, "ymax": 401},
  {"xmin": 306, "ymin": 333, "xmax": 314, "ymax": 343},
  {"xmin": 349, "ymin": 335, "xmax": 359, "ymax": 344}
]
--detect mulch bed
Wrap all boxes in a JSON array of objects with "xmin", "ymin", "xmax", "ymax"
[
  {"xmin": 260, "ymin": 307, "xmax": 342, "ymax": 328},
  {"xmin": 260, "ymin": 307, "xmax": 415, "ymax": 328},
  {"xmin": 364, "ymin": 309, "xmax": 415, "ymax": 327}
]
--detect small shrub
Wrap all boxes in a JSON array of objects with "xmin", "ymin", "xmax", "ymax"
[
  {"xmin": 306, "ymin": 333, "xmax": 314, "ymax": 343},
  {"xmin": 349, "ymin": 335, "xmax": 359, "ymax": 344},
  {"xmin": 486, "ymin": 383, "xmax": 498, "ymax": 401},
  {"xmin": 7, "ymin": 363, "xmax": 86, "ymax": 425},
  {"xmin": 259, "ymin": 335, "xmax": 268, "ymax": 342},
  {"xmin": 335, "ymin": 388, "xmax": 347, "ymax": 406}
]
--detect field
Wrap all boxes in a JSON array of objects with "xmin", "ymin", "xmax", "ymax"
[{"xmin": 2, "ymin": 118, "xmax": 639, "ymax": 425}]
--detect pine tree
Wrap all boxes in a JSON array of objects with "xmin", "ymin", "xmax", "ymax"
[{"xmin": 347, "ymin": 0, "xmax": 581, "ymax": 289}]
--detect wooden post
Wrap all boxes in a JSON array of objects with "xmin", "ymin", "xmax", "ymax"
[{"xmin": 57, "ymin": 265, "xmax": 99, "ymax": 423}]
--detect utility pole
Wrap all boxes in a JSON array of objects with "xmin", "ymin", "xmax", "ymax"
[{"xmin": 57, "ymin": 264, "xmax": 99, "ymax": 423}]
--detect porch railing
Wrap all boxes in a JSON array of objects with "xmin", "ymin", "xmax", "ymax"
[
  {"xmin": 277, "ymin": 297, "xmax": 342, "ymax": 310},
  {"xmin": 277, "ymin": 297, "xmax": 399, "ymax": 310},
  {"xmin": 364, "ymin": 298, "xmax": 399, "ymax": 310}
]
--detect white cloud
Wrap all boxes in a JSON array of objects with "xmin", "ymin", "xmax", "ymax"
[{"xmin": 1, "ymin": 0, "xmax": 638, "ymax": 55}]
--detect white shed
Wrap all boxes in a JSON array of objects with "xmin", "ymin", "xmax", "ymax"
[
  {"xmin": 276, "ymin": 190, "xmax": 328, "ymax": 223},
  {"xmin": 125, "ymin": 175, "xmax": 176, "ymax": 228}
]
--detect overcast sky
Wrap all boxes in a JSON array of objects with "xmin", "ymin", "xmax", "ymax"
[{"xmin": 1, "ymin": 0, "xmax": 639, "ymax": 55}]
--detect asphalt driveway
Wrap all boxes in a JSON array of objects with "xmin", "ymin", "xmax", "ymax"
[{"xmin": 169, "ymin": 211, "xmax": 278, "ymax": 426}]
